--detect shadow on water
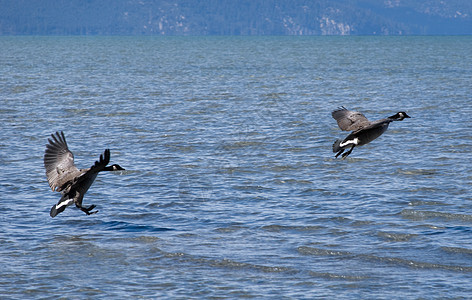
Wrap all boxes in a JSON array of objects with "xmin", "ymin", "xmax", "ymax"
[
  {"xmin": 103, "ymin": 220, "xmax": 173, "ymax": 232},
  {"xmin": 60, "ymin": 219, "xmax": 173, "ymax": 232}
]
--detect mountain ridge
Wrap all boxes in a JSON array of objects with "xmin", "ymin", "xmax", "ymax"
[{"xmin": 1, "ymin": 0, "xmax": 471, "ymax": 35}]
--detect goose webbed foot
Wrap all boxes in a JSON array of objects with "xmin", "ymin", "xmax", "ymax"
[
  {"xmin": 79, "ymin": 204, "xmax": 98, "ymax": 215},
  {"xmin": 335, "ymin": 149, "xmax": 344, "ymax": 158},
  {"xmin": 341, "ymin": 146, "xmax": 355, "ymax": 159},
  {"xmin": 86, "ymin": 204, "xmax": 96, "ymax": 211}
]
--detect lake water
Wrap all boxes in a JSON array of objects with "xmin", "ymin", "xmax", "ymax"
[{"xmin": 1, "ymin": 36, "xmax": 472, "ymax": 298}]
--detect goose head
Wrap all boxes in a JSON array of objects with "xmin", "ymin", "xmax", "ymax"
[
  {"xmin": 389, "ymin": 112, "xmax": 411, "ymax": 121},
  {"xmin": 104, "ymin": 164, "xmax": 125, "ymax": 171}
]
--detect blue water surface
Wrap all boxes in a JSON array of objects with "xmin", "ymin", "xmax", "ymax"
[{"xmin": 1, "ymin": 36, "xmax": 472, "ymax": 298}]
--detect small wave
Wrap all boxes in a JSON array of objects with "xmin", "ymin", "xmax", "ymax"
[
  {"xmin": 370, "ymin": 255, "xmax": 472, "ymax": 272},
  {"xmin": 396, "ymin": 168, "xmax": 438, "ymax": 176},
  {"xmin": 232, "ymin": 185, "xmax": 272, "ymax": 192},
  {"xmin": 400, "ymin": 209, "xmax": 472, "ymax": 222},
  {"xmin": 377, "ymin": 231, "xmax": 418, "ymax": 242},
  {"xmin": 261, "ymin": 224, "xmax": 324, "ymax": 232},
  {"xmin": 441, "ymin": 246, "xmax": 472, "ymax": 255},
  {"xmin": 298, "ymin": 246, "xmax": 352, "ymax": 257},
  {"xmin": 307, "ymin": 271, "xmax": 367, "ymax": 281},
  {"xmin": 298, "ymin": 246, "xmax": 472, "ymax": 273},
  {"xmin": 156, "ymin": 249, "xmax": 364, "ymax": 281},
  {"xmin": 408, "ymin": 200, "xmax": 449, "ymax": 207},
  {"xmin": 214, "ymin": 225, "xmax": 246, "ymax": 233},
  {"xmin": 210, "ymin": 258, "xmax": 293, "ymax": 273},
  {"xmin": 272, "ymin": 179, "xmax": 313, "ymax": 185}
]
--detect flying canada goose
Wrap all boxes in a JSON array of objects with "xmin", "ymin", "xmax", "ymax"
[
  {"xmin": 44, "ymin": 131, "xmax": 124, "ymax": 217},
  {"xmin": 332, "ymin": 107, "xmax": 410, "ymax": 159}
]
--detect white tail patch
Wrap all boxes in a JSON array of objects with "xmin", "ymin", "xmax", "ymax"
[
  {"xmin": 340, "ymin": 138, "xmax": 359, "ymax": 148},
  {"xmin": 55, "ymin": 198, "xmax": 74, "ymax": 210}
]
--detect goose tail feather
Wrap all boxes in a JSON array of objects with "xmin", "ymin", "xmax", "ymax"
[{"xmin": 333, "ymin": 140, "xmax": 342, "ymax": 153}]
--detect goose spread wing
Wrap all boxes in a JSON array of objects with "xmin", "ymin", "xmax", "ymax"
[
  {"xmin": 44, "ymin": 131, "xmax": 80, "ymax": 192},
  {"xmin": 332, "ymin": 107, "xmax": 370, "ymax": 131}
]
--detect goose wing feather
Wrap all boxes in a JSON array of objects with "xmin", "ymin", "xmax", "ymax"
[
  {"xmin": 332, "ymin": 107, "xmax": 371, "ymax": 131},
  {"xmin": 44, "ymin": 131, "xmax": 80, "ymax": 192}
]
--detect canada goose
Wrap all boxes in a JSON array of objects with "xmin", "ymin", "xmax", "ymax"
[
  {"xmin": 332, "ymin": 107, "xmax": 410, "ymax": 159},
  {"xmin": 44, "ymin": 131, "xmax": 124, "ymax": 217}
]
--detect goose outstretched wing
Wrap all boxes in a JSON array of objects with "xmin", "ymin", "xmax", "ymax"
[
  {"xmin": 332, "ymin": 107, "xmax": 371, "ymax": 131},
  {"xmin": 44, "ymin": 131, "xmax": 80, "ymax": 192}
]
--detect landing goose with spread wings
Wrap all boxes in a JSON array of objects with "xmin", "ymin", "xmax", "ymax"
[{"xmin": 44, "ymin": 131, "xmax": 124, "ymax": 217}]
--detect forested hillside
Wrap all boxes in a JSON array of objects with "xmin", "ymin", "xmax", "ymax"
[{"xmin": 1, "ymin": 0, "xmax": 471, "ymax": 35}]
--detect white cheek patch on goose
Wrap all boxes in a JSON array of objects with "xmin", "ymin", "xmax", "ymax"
[{"xmin": 340, "ymin": 138, "xmax": 359, "ymax": 148}]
